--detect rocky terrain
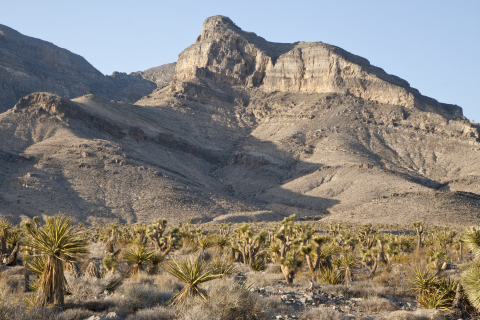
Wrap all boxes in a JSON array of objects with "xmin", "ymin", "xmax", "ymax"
[
  {"xmin": 0, "ymin": 16, "xmax": 479, "ymax": 227},
  {"xmin": 0, "ymin": 23, "xmax": 159, "ymax": 113}
]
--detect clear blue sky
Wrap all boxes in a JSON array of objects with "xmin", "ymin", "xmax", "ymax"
[{"xmin": 1, "ymin": 1, "xmax": 479, "ymax": 121}]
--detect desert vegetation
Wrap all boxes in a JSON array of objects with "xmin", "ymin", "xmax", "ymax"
[{"xmin": 0, "ymin": 215, "xmax": 479, "ymax": 319}]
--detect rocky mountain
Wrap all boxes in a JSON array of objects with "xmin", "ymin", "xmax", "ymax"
[
  {"xmin": 0, "ymin": 16, "xmax": 479, "ymax": 227},
  {"xmin": 0, "ymin": 23, "xmax": 160, "ymax": 113},
  {"xmin": 131, "ymin": 63, "xmax": 176, "ymax": 89}
]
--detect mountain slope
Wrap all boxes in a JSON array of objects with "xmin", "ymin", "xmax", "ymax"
[
  {"xmin": 0, "ymin": 24, "xmax": 158, "ymax": 112},
  {"xmin": 0, "ymin": 16, "xmax": 479, "ymax": 227}
]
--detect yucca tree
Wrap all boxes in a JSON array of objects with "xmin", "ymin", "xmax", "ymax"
[
  {"xmin": 339, "ymin": 252, "xmax": 357, "ymax": 284},
  {"xmin": 461, "ymin": 226, "xmax": 480, "ymax": 311},
  {"xmin": 0, "ymin": 219, "xmax": 12, "ymax": 255},
  {"xmin": 166, "ymin": 255, "xmax": 219, "ymax": 306},
  {"xmin": 23, "ymin": 215, "xmax": 88, "ymax": 307},
  {"xmin": 123, "ymin": 244, "xmax": 153, "ymax": 275}
]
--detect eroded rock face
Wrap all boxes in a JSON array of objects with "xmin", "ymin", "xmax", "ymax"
[{"xmin": 174, "ymin": 16, "xmax": 462, "ymax": 119}]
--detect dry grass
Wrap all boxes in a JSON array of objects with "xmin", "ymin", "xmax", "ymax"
[
  {"xmin": 356, "ymin": 296, "xmax": 397, "ymax": 312},
  {"xmin": 125, "ymin": 306, "xmax": 176, "ymax": 320},
  {"xmin": 301, "ymin": 306, "xmax": 349, "ymax": 320},
  {"xmin": 66, "ymin": 272, "xmax": 120, "ymax": 300},
  {"xmin": 320, "ymin": 281, "xmax": 396, "ymax": 298},
  {"xmin": 246, "ymin": 272, "xmax": 280, "ymax": 288},
  {"xmin": 385, "ymin": 309, "xmax": 450, "ymax": 320},
  {"xmin": 178, "ymin": 277, "xmax": 267, "ymax": 320}
]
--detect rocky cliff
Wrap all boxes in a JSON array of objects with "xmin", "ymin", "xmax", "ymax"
[{"xmin": 174, "ymin": 16, "xmax": 461, "ymax": 119}]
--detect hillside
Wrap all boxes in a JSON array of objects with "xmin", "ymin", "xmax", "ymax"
[{"xmin": 0, "ymin": 16, "xmax": 479, "ymax": 227}]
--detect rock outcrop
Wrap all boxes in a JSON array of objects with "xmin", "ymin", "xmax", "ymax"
[{"xmin": 174, "ymin": 16, "xmax": 461, "ymax": 119}]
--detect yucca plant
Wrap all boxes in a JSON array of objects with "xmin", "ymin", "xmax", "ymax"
[
  {"xmin": 124, "ymin": 244, "xmax": 153, "ymax": 275},
  {"xmin": 23, "ymin": 215, "xmax": 88, "ymax": 307},
  {"xmin": 166, "ymin": 255, "xmax": 219, "ymax": 306},
  {"xmin": 103, "ymin": 253, "xmax": 118, "ymax": 274},
  {"xmin": 147, "ymin": 253, "xmax": 165, "ymax": 274},
  {"xmin": 318, "ymin": 267, "xmax": 342, "ymax": 285},
  {"xmin": 0, "ymin": 219, "xmax": 12, "ymax": 255},
  {"xmin": 250, "ymin": 257, "xmax": 266, "ymax": 272},
  {"xmin": 339, "ymin": 252, "xmax": 357, "ymax": 284},
  {"xmin": 461, "ymin": 227, "xmax": 480, "ymax": 311},
  {"xmin": 211, "ymin": 255, "xmax": 237, "ymax": 277}
]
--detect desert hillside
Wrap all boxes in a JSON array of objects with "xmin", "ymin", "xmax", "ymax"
[{"xmin": 0, "ymin": 16, "xmax": 479, "ymax": 227}]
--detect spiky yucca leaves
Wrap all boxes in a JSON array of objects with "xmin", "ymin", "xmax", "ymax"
[
  {"xmin": 103, "ymin": 253, "xmax": 119, "ymax": 274},
  {"xmin": 410, "ymin": 267, "xmax": 457, "ymax": 310},
  {"xmin": 463, "ymin": 227, "xmax": 480, "ymax": 259},
  {"xmin": 147, "ymin": 253, "xmax": 165, "ymax": 274},
  {"xmin": 427, "ymin": 248, "xmax": 449, "ymax": 275},
  {"xmin": 411, "ymin": 267, "xmax": 439, "ymax": 298},
  {"xmin": 23, "ymin": 215, "xmax": 88, "ymax": 307},
  {"xmin": 461, "ymin": 264, "xmax": 480, "ymax": 310},
  {"xmin": 340, "ymin": 252, "xmax": 357, "ymax": 284},
  {"xmin": 250, "ymin": 257, "xmax": 266, "ymax": 272},
  {"xmin": 211, "ymin": 255, "xmax": 237, "ymax": 277},
  {"xmin": 318, "ymin": 267, "xmax": 342, "ymax": 285},
  {"xmin": 124, "ymin": 245, "xmax": 153, "ymax": 275},
  {"xmin": 167, "ymin": 255, "xmax": 219, "ymax": 306}
]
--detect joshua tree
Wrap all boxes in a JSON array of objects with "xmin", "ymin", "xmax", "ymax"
[
  {"xmin": 23, "ymin": 215, "xmax": 88, "ymax": 307},
  {"xmin": 103, "ymin": 253, "xmax": 118, "ymax": 274},
  {"xmin": 358, "ymin": 224, "xmax": 377, "ymax": 249},
  {"xmin": 0, "ymin": 220, "xmax": 12, "ymax": 256},
  {"xmin": 413, "ymin": 221, "xmax": 426, "ymax": 251},
  {"xmin": 234, "ymin": 223, "xmax": 266, "ymax": 265},
  {"xmin": 361, "ymin": 247, "xmax": 379, "ymax": 278},
  {"xmin": 271, "ymin": 215, "xmax": 304, "ymax": 284},
  {"xmin": 301, "ymin": 235, "xmax": 328, "ymax": 280},
  {"xmin": 339, "ymin": 252, "xmax": 357, "ymax": 284}
]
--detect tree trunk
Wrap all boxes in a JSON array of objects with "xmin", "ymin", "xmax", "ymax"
[
  {"xmin": 368, "ymin": 260, "xmax": 377, "ymax": 278},
  {"xmin": 281, "ymin": 265, "xmax": 294, "ymax": 285},
  {"xmin": 6, "ymin": 244, "xmax": 18, "ymax": 266}
]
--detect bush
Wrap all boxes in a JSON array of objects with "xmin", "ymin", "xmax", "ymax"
[
  {"xmin": 302, "ymin": 306, "xmax": 349, "ymax": 320},
  {"xmin": 116, "ymin": 281, "xmax": 173, "ymax": 309},
  {"xmin": 356, "ymin": 296, "xmax": 397, "ymax": 312},
  {"xmin": 178, "ymin": 277, "xmax": 266, "ymax": 320},
  {"xmin": 125, "ymin": 306, "xmax": 176, "ymax": 320}
]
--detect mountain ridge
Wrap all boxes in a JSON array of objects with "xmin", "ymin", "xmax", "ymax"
[{"xmin": 0, "ymin": 16, "xmax": 479, "ymax": 227}]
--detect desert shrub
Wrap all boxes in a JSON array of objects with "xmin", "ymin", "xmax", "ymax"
[
  {"xmin": 178, "ymin": 277, "xmax": 266, "ymax": 320},
  {"xmin": 356, "ymin": 296, "xmax": 397, "ymax": 312},
  {"xmin": 66, "ymin": 273, "xmax": 121, "ymax": 300},
  {"xmin": 56, "ymin": 308, "xmax": 94, "ymax": 320},
  {"xmin": 386, "ymin": 309, "xmax": 450, "ymax": 320},
  {"xmin": 67, "ymin": 299, "xmax": 116, "ymax": 312},
  {"xmin": 265, "ymin": 264, "xmax": 282, "ymax": 274},
  {"xmin": 115, "ymin": 281, "xmax": 173, "ymax": 309},
  {"xmin": 320, "ymin": 281, "xmax": 396, "ymax": 298},
  {"xmin": 246, "ymin": 273, "xmax": 279, "ymax": 287},
  {"xmin": 301, "ymin": 306, "xmax": 349, "ymax": 320},
  {"xmin": 153, "ymin": 272, "xmax": 184, "ymax": 293},
  {"xmin": 125, "ymin": 306, "xmax": 176, "ymax": 320}
]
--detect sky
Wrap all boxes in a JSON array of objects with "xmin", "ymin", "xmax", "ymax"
[{"xmin": 1, "ymin": 0, "xmax": 479, "ymax": 121}]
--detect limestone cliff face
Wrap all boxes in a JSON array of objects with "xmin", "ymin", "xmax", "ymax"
[{"xmin": 174, "ymin": 16, "xmax": 461, "ymax": 119}]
